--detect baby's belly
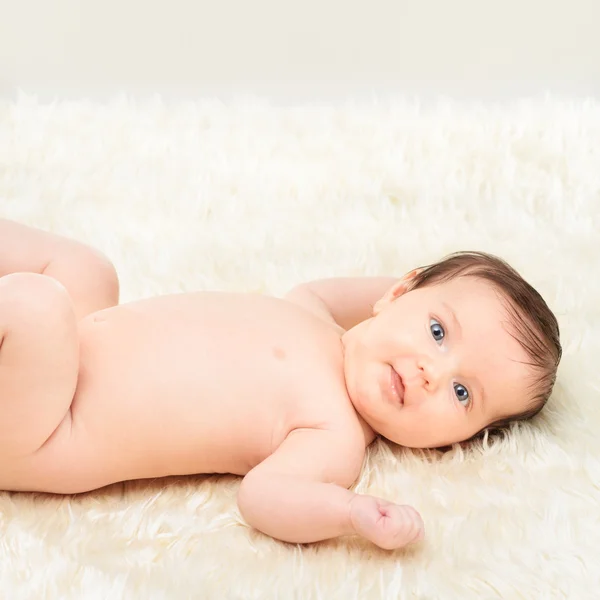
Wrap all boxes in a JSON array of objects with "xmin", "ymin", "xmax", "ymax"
[{"xmin": 22, "ymin": 292, "xmax": 345, "ymax": 493}]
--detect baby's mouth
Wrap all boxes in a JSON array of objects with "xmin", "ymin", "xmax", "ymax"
[{"xmin": 390, "ymin": 366, "xmax": 405, "ymax": 405}]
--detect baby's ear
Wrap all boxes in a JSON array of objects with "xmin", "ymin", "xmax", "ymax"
[{"xmin": 372, "ymin": 269, "xmax": 421, "ymax": 316}]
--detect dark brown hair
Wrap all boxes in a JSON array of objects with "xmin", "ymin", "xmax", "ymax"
[{"xmin": 405, "ymin": 251, "xmax": 561, "ymax": 433}]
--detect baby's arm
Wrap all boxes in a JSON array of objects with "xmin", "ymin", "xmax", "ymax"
[
  {"xmin": 284, "ymin": 277, "xmax": 399, "ymax": 331},
  {"xmin": 238, "ymin": 429, "xmax": 424, "ymax": 549},
  {"xmin": 0, "ymin": 218, "xmax": 119, "ymax": 319}
]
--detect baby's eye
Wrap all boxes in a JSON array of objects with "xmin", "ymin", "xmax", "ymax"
[
  {"xmin": 429, "ymin": 319, "xmax": 445, "ymax": 344},
  {"xmin": 454, "ymin": 383, "xmax": 470, "ymax": 406}
]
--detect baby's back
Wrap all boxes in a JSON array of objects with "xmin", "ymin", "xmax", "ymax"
[{"xmin": 5, "ymin": 292, "xmax": 356, "ymax": 493}]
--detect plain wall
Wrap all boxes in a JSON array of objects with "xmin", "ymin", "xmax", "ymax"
[{"xmin": 1, "ymin": 0, "xmax": 599, "ymax": 102}]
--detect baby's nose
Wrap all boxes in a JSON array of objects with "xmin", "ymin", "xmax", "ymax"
[{"xmin": 416, "ymin": 355, "xmax": 443, "ymax": 390}]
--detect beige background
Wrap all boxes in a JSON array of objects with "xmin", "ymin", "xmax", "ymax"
[{"xmin": 1, "ymin": 0, "xmax": 599, "ymax": 102}]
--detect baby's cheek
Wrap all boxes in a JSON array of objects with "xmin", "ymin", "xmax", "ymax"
[
  {"xmin": 413, "ymin": 402, "xmax": 459, "ymax": 440},
  {"xmin": 376, "ymin": 316, "xmax": 417, "ymax": 350}
]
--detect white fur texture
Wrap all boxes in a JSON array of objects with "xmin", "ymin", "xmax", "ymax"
[{"xmin": 0, "ymin": 94, "xmax": 599, "ymax": 599}]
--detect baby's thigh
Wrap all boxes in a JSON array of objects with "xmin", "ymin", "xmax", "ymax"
[{"xmin": 0, "ymin": 273, "xmax": 79, "ymax": 458}]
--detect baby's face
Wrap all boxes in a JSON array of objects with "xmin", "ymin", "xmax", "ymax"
[{"xmin": 342, "ymin": 276, "xmax": 534, "ymax": 447}]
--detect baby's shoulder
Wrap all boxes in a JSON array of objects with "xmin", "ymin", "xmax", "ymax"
[{"xmin": 291, "ymin": 375, "xmax": 369, "ymax": 451}]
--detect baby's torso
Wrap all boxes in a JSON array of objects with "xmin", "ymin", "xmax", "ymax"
[{"xmin": 11, "ymin": 292, "xmax": 367, "ymax": 493}]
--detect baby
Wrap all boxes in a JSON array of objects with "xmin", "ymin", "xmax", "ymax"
[{"xmin": 0, "ymin": 218, "xmax": 561, "ymax": 550}]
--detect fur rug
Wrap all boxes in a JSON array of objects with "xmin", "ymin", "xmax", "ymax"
[{"xmin": 0, "ymin": 94, "xmax": 599, "ymax": 599}]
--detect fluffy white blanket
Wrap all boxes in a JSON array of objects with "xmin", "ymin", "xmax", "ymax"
[{"xmin": 0, "ymin": 94, "xmax": 598, "ymax": 598}]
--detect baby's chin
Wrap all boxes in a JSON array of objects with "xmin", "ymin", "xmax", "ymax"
[{"xmin": 346, "ymin": 386, "xmax": 405, "ymax": 443}]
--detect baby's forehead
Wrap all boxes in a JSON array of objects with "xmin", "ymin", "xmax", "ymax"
[{"xmin": 428, "ymin": 276, "xmax": 506, "ymax": 311}]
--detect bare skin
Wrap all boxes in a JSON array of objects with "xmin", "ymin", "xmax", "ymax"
[{"xmin": 0, "ymin": 219, "xmax": 533, "ymax": 550}]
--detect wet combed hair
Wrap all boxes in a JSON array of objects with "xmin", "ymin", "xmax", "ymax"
[{"xmin": 404, "ymin": 251, "xmax": 561, "ymax": 433}]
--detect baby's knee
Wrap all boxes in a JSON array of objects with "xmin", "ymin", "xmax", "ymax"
[
  {"xmin": 87, "ymin": 249, "xmax": 120, "ymax": 305},
  {"xmin": 0, "ymin": 272, "xmax": 75, "ymax": 325},
  {"xmin": 59, "ymin": 247, "xmax": 120, "ymax": 314}
]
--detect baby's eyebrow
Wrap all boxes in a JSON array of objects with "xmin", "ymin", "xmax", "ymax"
[
  {"xmin": 442, "ymin": 301, "xmax": 461, "ymax": 336},
  {"xmin": 475, "ymin": 380, "xmax": 486, "ymax": 413}
]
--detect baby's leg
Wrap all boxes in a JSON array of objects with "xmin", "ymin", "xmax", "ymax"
[
  {"xmin": 0, "ymin": 273, "xmax": 79, "ymax": 457},
  {"xmin": 0, "ymin": 218, "xmax": 120, "ymax": 319}
]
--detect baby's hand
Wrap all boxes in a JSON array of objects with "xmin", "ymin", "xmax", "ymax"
[{"xmin": 349, "ymin": 495, "xmax": 424, "ymax": 550}]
